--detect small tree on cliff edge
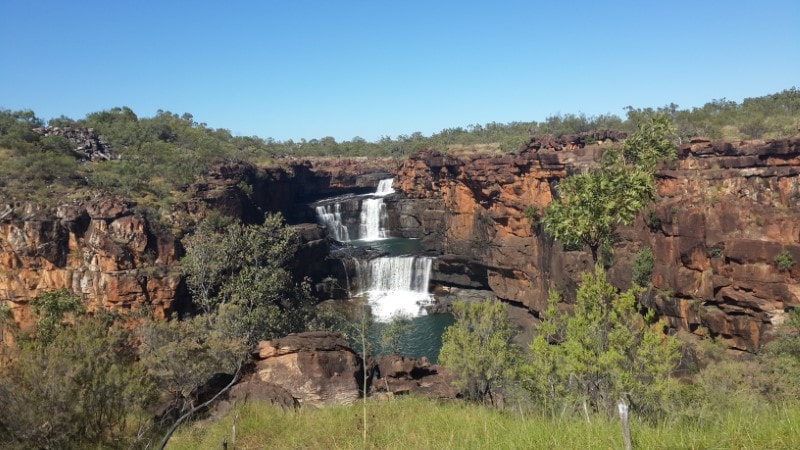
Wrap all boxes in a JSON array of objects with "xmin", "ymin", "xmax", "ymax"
[
  {"xmin": 541, "ymin": 168, "xmax": 654, "ymax": 263},
  {"xmin": 541, "ymin": 113, "xmax": 676, "ymax": 264}
]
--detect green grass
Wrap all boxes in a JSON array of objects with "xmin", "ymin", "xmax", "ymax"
[{"xmin": 167, "ymin": 396, "xmax": 800, "ymax": 449}]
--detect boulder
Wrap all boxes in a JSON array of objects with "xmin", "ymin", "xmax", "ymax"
[
  {"xmin": 254, "ymin": 332, "xmax": 362, "ymax": 406},
  {"xmin": 374, "ymin": 354, "xmax": 458, "ymax": 399}
]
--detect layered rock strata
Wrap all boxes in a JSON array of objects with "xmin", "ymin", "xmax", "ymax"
[
  {"xmin": 254, "ymin": 332, "xmax": 362, "ymax": 406},
  {"xmin": 391, "ymin": 136, "xmax": 800, "ymax": 351},
  {"xmin": 0, "ymin": 158, "xmax": 398, "ymax": 335},
  {"xmin": 0, "ymin": 197, "xmax": 182, "ymax": 334}
]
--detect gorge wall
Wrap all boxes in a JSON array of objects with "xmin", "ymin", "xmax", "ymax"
[
  {"xmin": 388, "ymin": 134, "xmax": 800, "ymax": 352},
  {"xmin": 3, "ymin": 136, "xmax": 799, "ymax": 353},
  {"xmin": 0, "ymin": 157, "xmax": 398, "ymax": 337}
]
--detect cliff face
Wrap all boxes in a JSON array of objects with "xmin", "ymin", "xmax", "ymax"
[
  {"xmin": 391, "ymin": 135, "xmax": 800, "ymax": 351},
  {"xmin": 0, "ymin": 198, "xmax": 183, "ymax": 334},
  {"xmin": 0, "ymin": 158, "xmax": 399, "ymax": 337},
  {"xmin": 4, "ymin": 137, "xmax": 799, "ymax": 353}
]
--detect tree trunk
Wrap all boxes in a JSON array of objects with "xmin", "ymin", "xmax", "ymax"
[{"xmin": 589, "ymin": 244, "xmax": 599, "ymax": 264}]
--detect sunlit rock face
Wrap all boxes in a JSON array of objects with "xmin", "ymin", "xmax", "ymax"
[
  {"xmin": 0, "ymin": 158, "xmax": 399, "ymax": 341},
  {"xmin": 0, "ymin": 197, "xmax": 182, "ymax": 336},
  {"xmin": 253, "ymin": 332, "xmax": 458, "ymax": 405},
  {"xmin": 255, "ymin": 332, "xmax": 362, "ymax": 406},
  {"xmin": 3, "ymin": 136, "xmax": 800, "ymax": 353},
  {"xmin": 390, "ymin": 136, "xmax": 800, "ymax": 352}
]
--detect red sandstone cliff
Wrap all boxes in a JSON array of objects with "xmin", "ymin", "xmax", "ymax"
[
  {"xmin": 0, "ymin": 158, "xmax": 399, "ymax": 339},
  {"xmin": 0, "ymin": 198, "xmax": 182, "ymax": 337},
  {"xmin": 3, "ymin": 139, "xmax": 798, "ymax": 353},
  {"xmin": 392, "ymin": 135, "xmax": 800, "ymax": 351}
]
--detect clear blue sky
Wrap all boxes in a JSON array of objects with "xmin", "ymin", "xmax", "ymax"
[{"xmin": 1, "ymin": 1, "xmax": 798, "ymax": 142}]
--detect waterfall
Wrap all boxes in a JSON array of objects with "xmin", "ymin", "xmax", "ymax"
[
  {"xmin": 375, "ymin": 178, "xmax": 395, "ymax": 196},
  {"xmin": 315, "ymin": 203, "xmax": 350, "ymax": 242},
  {"xmin": 314, "ymin": 178, "xmax": 394, "ymax": 242},
  {"xmin": 356, "ymin": 256, "xmax": 433, "ymax": 321},
  {"xmin": 311, "ymin": 176, "xmax": 446, "ymax": 360},
  {"xmin": 358, "ymin": 178, "xmax": 393, "ymax": 241},
  {"xmin": 358, "ymin": 198, "xmax": 389, "ymax": 240}
]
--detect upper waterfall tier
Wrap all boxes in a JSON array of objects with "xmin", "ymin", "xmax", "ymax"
[
  {"xmin": 314, "ymin": 178, "xmax": 394, "ymax": 242},
  {"xmin": 375, "ymin": 178, "xmax": 395, "ymax": 196}
]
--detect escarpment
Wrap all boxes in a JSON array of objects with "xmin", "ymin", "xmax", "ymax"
[
  {"xmin": 0, "ymin": 197, "xmax": 184, "ymax": 339},
  {"xmin": 0, "ymin": 157, "xmax": 399, "ymax": 336},
  {"xmin": 389, "ymin": 135, "xmax": 800, "ymax": 352},
  {"xmin": 3, "ymin": 135, "xmax": 799, "ymax": 352}
]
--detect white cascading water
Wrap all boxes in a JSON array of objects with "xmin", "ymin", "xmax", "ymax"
[
  {"xmin": 358, "ymin": 178, "xmax": 394, "ymax": 241},
  {"xmin": 358, "ymin": 198, "xmax": 388, "ymax": 240},
  {"xmin": 315, "ymin": 178, "xmax": 434, "ymax": 322},
  {"xmin": 374, "ymin": 178, "xmax": 395, "ymax": 196},
  {"xmin": 315, "ymin": 203, "xmax": 350, "ymax": 242},
  {"xmin": 315, "ymin": 178, "xmax": 394, "ymax": 242},
  {"xmin": 356, "ymin": 256, "xmax": 433, "ymax": 321}
]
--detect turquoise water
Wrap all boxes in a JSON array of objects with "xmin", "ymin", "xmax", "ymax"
[
  {"xmin": 370, "ymin": 312, "xmax": 455, "ymax": 364},
  {"xmin": 349, "ymin": 236, "xmax": 451, "ymax": 362},
  {"xmin": 347, "ymin": 236, "xmax": 424, "ymax": 256}
]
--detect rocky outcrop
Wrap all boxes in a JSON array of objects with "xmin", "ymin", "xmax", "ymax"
[
  {"xmin": 0, "ymin": 157, "xmax": 399, "ymax": 334},
  {"xmin": 391, "ymin": 136, "xmax": 800, "ymax": 352},
  {"xmin": 635, "ymin": 137, "xmax": 800, "ymax": 350},
  {"xmin": 0, "ymin": 197, "xmax": 183, "ymax": 332},
  {"xmin": 252, "ymin": 332, "xmax": 457, "ymax": 406},
  {"xmin": 33, "ymin": 126, "xmax": 116, "ymax": 161},
  {"xmin": 254, "ymin": 332, "xmax": 362, "ymax": 406},
  {"xmin": 181, "ymin": 158, "xmax": 400, "ymax": 224},
  {"xmin": 519, "ymin": 130, "xmax": 628, "ymax": 153},
  {"xmin": 4, "ymin": 133, "xmax": 798, "ymax": 353},
  {"xmin": 374, "ymin": 354, "xmax": 458, "ymax": 399}
]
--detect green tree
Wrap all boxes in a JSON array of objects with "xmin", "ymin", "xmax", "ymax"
[
  {"xmin": 181, "ymin": 213, "xmax": 316, "ymax": 344},
  {"xmin": 136, "ymin": 315, "xmax": 246, "ymax": 422},
  {"xmin": 542, "ymin": 113, "xmax": 676, "ymax": 263},
  {"xmin": 541, "ymin": 168, "xmax": 654, "ymax": 263},
  {"xmin": 522, "ymin": 266, "xmax": 679, "ymax": 417},
  {"xmin": 439, "ymin": 299, "xmax": 520, "ymax": 404},
  {"xmin": 26, "ymin": 288, "xmax": 86, "ymax": 346},
  {"xmin": 620, "ymin": 112, "xmax": 677, "ymax": 170}
]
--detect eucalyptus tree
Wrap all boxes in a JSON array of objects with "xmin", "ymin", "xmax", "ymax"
[{"xmin": 541, "ymin": 113, "xmax": 676, "ymax": 264}]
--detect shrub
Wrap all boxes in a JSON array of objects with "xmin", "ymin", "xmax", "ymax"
[
  {"xmin": 0, "ymin": 295, "xmax": 155, "ymax": 448},
  {"xmin": 631, "ymin": 247, "xmax": 655, "ymax": 287},
  {"xmin": 646, "ymin": 209, "xmax": 661, "ymax": 231},
  {"xmin": 380, "ymin": 312, "xmax": 413, "ymax": 354},
  {"xmin": 440, "ymin": 299, "xmax": 520, "ymax": 404},
  {"xmin": 523, "ymin": 204, "xmax": 541, "ymax": 223},
  {"xmin": 522, "ymin": 266, "xmax": 680, "ymax": 418},
  {"xmin": 774, "ymin": 250, "xmax": 794, "ymax": 272}
]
